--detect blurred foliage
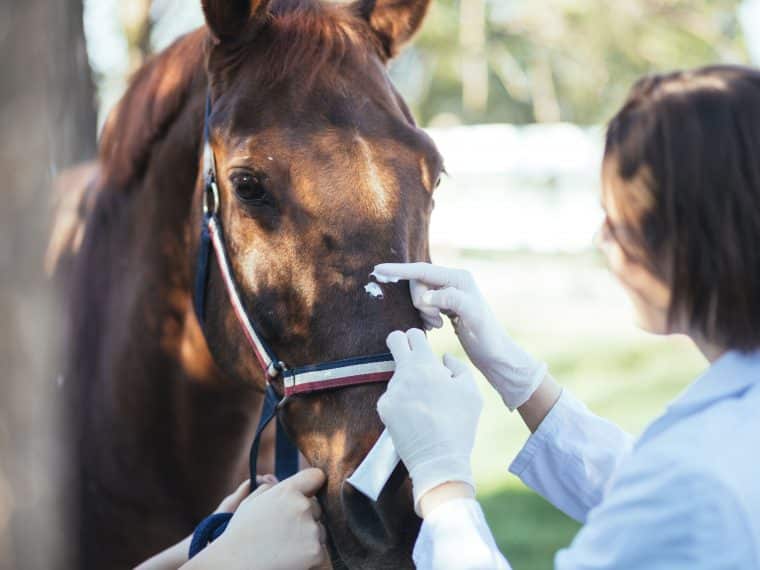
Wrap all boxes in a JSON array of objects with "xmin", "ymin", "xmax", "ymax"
[
  {"xmin": 390, "ymin": 0, "xmax": 748, "ymax": 126},
  {"xmin": 88, "ymin": 0, "xmax": 749, "ymax": 127}
]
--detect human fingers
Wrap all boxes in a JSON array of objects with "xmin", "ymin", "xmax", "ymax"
[
  {"xmin": 409, "ymin": 280, "xmax": 444, "ymax": 330},
  {"xmin": 305, "ymin": 529, "xmax": 327, "ymax": 569},
  {"xmin": 256, "ymin": 474, "xmax": 278, "ymax": 486},
  {"xmin": 443, "ymin": 354, "xmax": 483, "ymax": 403},
  {"xmin": 373, "ymin": 263, "xmax": 472, "ymax": 290},
  {"xmin": 309, "ymin": 497, "xmax": 322, "ymax": 520},
  {"xmin": 442, "ymin": 353, "xmax": 470, "ymax": 377},
  {"xmin": 405, "ymin": 329, "xmax": 436, "ymax": 359},
  {"xmin": 421, "ymin": 312, "xmax": 444, "ymax": 330},
  {"xmin": 249, "ymin": 482, "xmax": 274, "ymax": 498},
  {"xmin": 278, "ymin": 468, "xmax": 326, "ymax": 497},
  {"xmin": 421, "ymin": 287, "xmax": 478, "ymax": 321},
  {"xmin": 386, "ymin": 330, "xmax": 412, "ymax": 362},
  {"xmin": 216, "ymin": 479, "xmax": 251, "ymax": 512}
]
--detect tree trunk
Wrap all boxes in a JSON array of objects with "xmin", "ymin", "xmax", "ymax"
[
  {"xmin": 459, "ymin": 0, "xmax": 488, "ymax": 114},
  {"xmin": 0, "ymin": 0, "xmax": 96, "ymax": 567},
  {"xmin": 122, "ymin": 0, "xmax": 154, "ymax": 73}
]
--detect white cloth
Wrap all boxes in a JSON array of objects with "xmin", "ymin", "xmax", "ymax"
[
  {"xmin": 413, "ymin": 350, "xmax": 760, "ymax": 569},
  {"xmin": 346, "ymin": 429, "xmax": 399, "ymax": 501}
]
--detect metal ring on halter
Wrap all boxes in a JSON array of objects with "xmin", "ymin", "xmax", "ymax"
[
  {"xmin": 267, "ymin": 360, "xmax": 286, "ymax": 379},
  {"xmin": 203, "ymin": 180, "xmax": 220, "ymax": 216}
]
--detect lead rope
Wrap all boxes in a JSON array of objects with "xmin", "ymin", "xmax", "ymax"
[{"xmin": 188, "ymin": 384, "xmax": 298, "ymax": 558}]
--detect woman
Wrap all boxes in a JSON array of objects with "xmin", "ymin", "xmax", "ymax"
[{"xmin": 375, "ymin": 65, "xmax": 760, "ymax": 568}]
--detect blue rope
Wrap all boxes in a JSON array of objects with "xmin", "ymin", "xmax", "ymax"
[
  {"xmin": 188, "ymin": 384, "xmax": 299, "ymax": 558},
  {"xmin": 188, "ymin": 513, "xmax": 232, "ymax": 558}
]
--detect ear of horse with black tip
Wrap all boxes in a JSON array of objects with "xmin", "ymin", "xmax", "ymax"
[{"xmin": 58, "ymin": 0, "xmax": 438, "ymax": 567}]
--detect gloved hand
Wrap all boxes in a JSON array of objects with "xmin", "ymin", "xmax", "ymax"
[
  {"xmin": 373, "ymin": 262, "xmax": 547, "ymax": 411},
  {"xmin": 377, "ymin": 329, "xmax": 482, "ymax": 516}
]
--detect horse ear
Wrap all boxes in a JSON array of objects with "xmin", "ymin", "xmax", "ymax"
[
  {"xmin": 353, "ymin": 0, "xmax": 432, "ymax": 60},
  {"xmin": 202, "ymin": 0, "xmax": 272, "ymax": 44}
]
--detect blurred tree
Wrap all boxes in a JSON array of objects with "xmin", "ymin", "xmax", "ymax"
[
  {"xmin": 392, "ymin": 0, "xmax": 747, "ymax": 125},
  {"xmin": 121, "ymin": 0, "xmax": 153, "ymax": 72},
  {"xmin": 0, "ymin": 0, "xmax": 96, "ymax": 567}
]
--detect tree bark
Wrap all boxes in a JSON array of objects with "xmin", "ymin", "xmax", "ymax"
[
  {"xmin": 459, "ymin": 0, "xmax": 488, "ymax": 114},
  {"xmin": 0, "ymin": 0, "xmax": 96, "ymax": 567}
]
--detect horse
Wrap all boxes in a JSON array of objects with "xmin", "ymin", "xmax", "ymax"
[{"xmin": 50, "ymin": 0, "xmax": 443, "ymax": 567}]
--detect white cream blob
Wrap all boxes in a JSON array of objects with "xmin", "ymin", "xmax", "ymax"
[{"xmin": 364, "ymin": 282, "xmax": 384, "ymax": 299}]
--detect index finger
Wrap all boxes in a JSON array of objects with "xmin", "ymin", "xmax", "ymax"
[
  {"xmin": 373, "ymin": 263, "xmax": 467, "ymax": 289},
  {"xmin": 278, "ymin": 468, "xmax": 326, "ymax": 497},
  {"xmin": 386, "ymin": 330, "xmax": 412, "ymax": 363}
]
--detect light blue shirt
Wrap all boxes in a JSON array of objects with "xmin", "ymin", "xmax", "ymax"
[{"xmin": 413, "ymin": 350, "xmax": 760, "ymax": 569}]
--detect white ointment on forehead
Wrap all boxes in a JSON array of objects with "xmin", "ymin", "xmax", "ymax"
[
  {"xmin": 364, "ymin": 282, "xmax": 384, "ymax": 299},
  {"xmin": 354, "ymin": 133, "xmax": 390, "ymax": 215}
]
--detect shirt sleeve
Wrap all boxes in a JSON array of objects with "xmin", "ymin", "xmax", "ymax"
[
  {"xmin": 509, "ymin": 389, "xmax": 633, "ymax": 522},
  {"xmin": 554, "ymin": 460, "xmax": 756, "ymax": 569},
  {"xmin": 413, "ymin": 498, "xmax": 511, "ymax": 570}
]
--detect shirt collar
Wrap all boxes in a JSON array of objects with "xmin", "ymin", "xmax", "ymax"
[{"xmin": 668, "ymin": 349, "xmax": 760, "ymax": 413}]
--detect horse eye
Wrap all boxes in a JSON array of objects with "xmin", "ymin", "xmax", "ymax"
[
  {"xmin": 230, "ymin": 172, "xmax": 269, "ymax": 204},
  {"xmin": 434, "ymin": 176, "xmax": 442, "ymax": 190}
]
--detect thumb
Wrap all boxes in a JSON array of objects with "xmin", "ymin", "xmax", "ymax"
[
  {"xmin": 443, "ymin": 353, "xmax": 470, "ymax": 377},
  {"xmin": 278, "ymin": 468, "xmax": 326, "ymax": 497}
]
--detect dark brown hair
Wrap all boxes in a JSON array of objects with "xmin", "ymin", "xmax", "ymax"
[{"xmin": 604, "ymin": 65, "xmax": 760, "ymax": 350}]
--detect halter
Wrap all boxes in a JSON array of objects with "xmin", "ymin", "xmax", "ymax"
[{"xmin": 192, "ymin": 92, "xmax": 396, "ymax": 482}]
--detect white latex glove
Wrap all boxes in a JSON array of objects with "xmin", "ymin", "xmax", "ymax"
[
  {"xmin": 377, "ymin": 329, "xmax": 482, "ymax": 516},
  {"xmin": 373, "ymin": 262, "xmax": 547, "ymax": 411}
]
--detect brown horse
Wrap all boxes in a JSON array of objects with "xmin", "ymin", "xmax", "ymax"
[{"xmin": 51, "ymin": 0, "xmax": 443, "ymax": 567}]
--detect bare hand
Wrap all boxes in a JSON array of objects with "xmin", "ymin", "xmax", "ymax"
[{"xmin": 186, "ymin": 469, "xmax": 328, "ymax": 570}]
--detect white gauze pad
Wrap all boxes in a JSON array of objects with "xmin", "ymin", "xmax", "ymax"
[{"xmin": 346, "ymin": 429, "xmax": 400, "ymax": 501}]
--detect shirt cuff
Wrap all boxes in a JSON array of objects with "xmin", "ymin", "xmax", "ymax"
[
  {"xmin": 509, "ymin": 388, "xmax": 568, "ymax": 477},
  {"xmin": 507, "ymin": 388, "xmax": 632, "ymax": 522},
  {"xmin": 414, "ymin": 498, "xmax": 511, "ymax": 570}
]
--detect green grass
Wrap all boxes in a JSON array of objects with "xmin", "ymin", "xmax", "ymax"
[
  {"xmin": 479, "ymin": 484, "xmax": 581, "ymax": 570},
  {"xmin": 423, "ymin": 251, "xmax": 708, "ymax": 569}
]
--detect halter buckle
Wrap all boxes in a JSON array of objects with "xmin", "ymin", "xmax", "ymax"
[
  {"xmin": 267, "ymin": 360, "xmax": 286, "ymax": 379},
  {"xmin": 202, "ymin": 179, "xmax": 220, "ymax": 216}
]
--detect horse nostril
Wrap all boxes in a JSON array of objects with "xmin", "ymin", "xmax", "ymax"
[{"xmin": 341, "ymin": 480, "xmax": 395, "ymax": 553}]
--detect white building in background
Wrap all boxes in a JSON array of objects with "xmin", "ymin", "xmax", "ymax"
[{"xmin": 428, "ymin": 124, "xmax": 604, "ymax": 253}]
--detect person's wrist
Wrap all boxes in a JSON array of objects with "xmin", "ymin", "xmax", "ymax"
[
  {"xmin": 418, "ymin": 481, "xmax": 476, "ymax": 518},
  {"xmin": 485, "ymin": 357, "xmax": 547, "ymax": 411},
  {"xmin": 517, "ymin": 373, "xmax": 562, "ymax": 433},
  {"xmin": 409, "ymin": 455, "xmax": 474, "ymax": 516}
]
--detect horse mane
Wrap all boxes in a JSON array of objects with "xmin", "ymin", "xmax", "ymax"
[
  {"xmin": 256, "ymin": 0, "xmax": 379, "ymax": 87},
  {"xmin": 98, "ymin": 29, "xmax": 207, "ymax": 191},
  {"xmin": 98, "ymin": 0, "xmax": 378, "ymax": 193}
]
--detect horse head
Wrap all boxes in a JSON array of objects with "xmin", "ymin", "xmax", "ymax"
[{"xmin": 196, "ymin": 0, "xmax": 439, "ymax": 566}]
